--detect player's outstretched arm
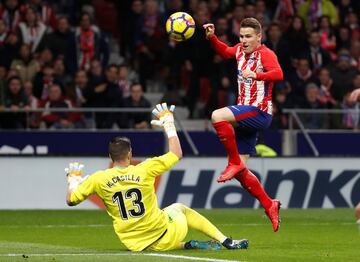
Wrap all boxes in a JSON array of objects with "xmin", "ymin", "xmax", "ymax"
[
  {"xmin": 203, "ymin": 23, "xmax": 238, "ymax": 59},
  {"xmin": 65, "ymin": 162, "xmax": 88, "ymax": 206},
  {"xmin": 151, "ymin": 103, "xmax": 182, "ymax": 159}
]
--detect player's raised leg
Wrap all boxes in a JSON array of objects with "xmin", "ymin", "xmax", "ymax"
[
  {"xmin": 234, "ymin": 168, "xmax": 280, "ymax": 232},
  {"xmin": 212, "ymin": 107, "xmax": 246, "ymax": 182},
  {"xmin": 217, "ymin": 105, "xmax": 280, "ymax": 232}
]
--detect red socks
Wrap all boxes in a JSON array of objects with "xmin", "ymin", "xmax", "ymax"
[
  {"xmin": 213, "ymin": 120, "xmax": 272, "ymax": 210},
  {"xmin": 235, "ymin": 169, "xmax": 272, "ymax": 210},
  {"xmin": 212, "ymin": 121, "xmax": 241, "ymax": 166}
]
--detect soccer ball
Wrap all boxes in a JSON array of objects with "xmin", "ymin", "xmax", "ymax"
[{"xmin": 166, "ymin": 12, "xmax": 195, "ymax": 41}]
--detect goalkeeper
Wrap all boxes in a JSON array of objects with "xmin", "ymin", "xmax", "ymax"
[{"xmin": 65, "ymin": 103, "xmax": 249, "ymax": 251}]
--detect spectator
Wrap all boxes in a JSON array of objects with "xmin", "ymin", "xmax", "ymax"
[
  {"xmin": 33, "ymin": 63, "xmax": 62, "ymax": 101},
  {"xmin": 23, "ymin": 80, "xmax": 37, "ymax": 109},
  {"xmin": 342, "ymin": 90, "xmax": 359, "ymax": 129},
  {"xmin": 229, "ymin": 5, "xmax": 245, "ymax": 38},
  {"xmin": 68, "ymin": 69, "xmax": 91, "ymax": 108},
  {"xmin": 317, "ymin": 67, "xmax": 337, "ymax": 108},
  {"xmin": 41, "ymin": 84, "xmax": 84, "ymax": 129},
  {"xmin": 10, "ymin": 43, "xmax": 40, "ymax": 82},
  {"xmin": 273, "ymin": 0, "xmax": 295, "ymax": 31},
  {"xmin": 6, "ymin": 67, "xmax": 19, "ymax": 79},
  {"xmin": 207, "ymin": 16, "xmax": 238, "ymax": 113},
  {"xmin": 271, "ymin": 87, "xmax": 291, "ymax": 129},
  {"xmin": 208, "ymin": 0, "xmax": 222, "ymax": 23},
  {"xmin": 244, "ymin": 3, "xmax": 256, "ymax": 19},
  {"xmin": 301, "ymin": 30, "xmax": 331, "ymax": 74},
  {"xmin": 329, "ymin": 50, "xmax": 358, "ymax": 101},
  {"xmin": 299, "ymin": 82, "xmax": 327, "ymax": 129},
  {"xmin": 36, "ymin": 47, "xmax": 53, "ymax": 68},
  {"xmin": 164, "ymin": 0, "xmax": 183, "ymax": 17},
  {"xmin": 104, "ymin": 64, "xmax": 122, "ymax": 108},
  {"xmin": 255, "ymin": 0, "xmax": 271, "ymax": 27},
  {"xmin": 0, "ymin": 66, "xmax": 6, "ymax": 108},
  {"xmin": 0, "ymin": 31, "xmax": 20, "ymax": 68},
  {"xmin": 23, "ymin": 80, "xmax": 40, "ymax": 128},
  {"xmin": 43, "ymin": 16, "xmax": 73, "ymax": 69},
  {"xmin": 287, "ymin": 58, "xmax": 318, "ymax": 106},
  {"xmin": 336, "ymin": 25, "xmax": 352, "ymax": 51},
  {"xmin": 118, "ymin": 64, "xmax": 132, "ymax": 99},
  {"xmin": 122, "ymin": 0, "xmax": 143, "ymax": 58},
  {"xmin": 135, "ymin": 0, "xmax": 167, "ymax": 90},
  {"xmin": 3, "ymin": 76, "xmax": 29, "ymax": 129},
  {"xmin": 123, "ymin": 83, "xmax": 151, "ymax": 129},
  {"xmin": 20, "ymin": 0, "xmax": 57, "ymax": 30},
  {"xmin": 345, "ymin": 11, "xmax": 360, "ymax": 41},
  {"xmin": 317, "ymin": 15, "xmax": 337, "ymax": 60},
  {"xmin": 0, "ymin": 0, "xmax": 21, "ymax": 33},
  {"xmin": 69, "ymin": 12, "xmax": 109, "ymax": 73},
  {"xmin": 0, "ymin": 66, "xmax": 7, "ymax": 127},
  {"xmin": 0, "ymin": 18, "xmax": 10, "ymax": 67},
  {"xmin": 91, "ymin": 64, "xmax": 121, "ymax": 129},
  {"xmin": 283, "ymin": 16, "xmax": 308, "ymax": 66},
  {"xmin": 88, "ymin": 58, "xmax": 105, "ymax": 87},
  {"xmin": 298, "ymin": 0, "xmax": 338, "ymax": 30},
  {"xmin": 53, "ymin": 57, "xmax": 71, "ymax": 88},
  {"xmin": 183, "ymin": 7, "xmax": 214, "ymax": 118},
  {"xmin": 351, "ymin": 74, "xmax": 360, "ymax": 95},
  {"xmin": 264, "ymin": 23, "xmax": 291, "ymax": 75},
  {"xmin": 67, "ymin": 69, "xmax": 95, "ymax": 127},
  {"xmin": 337, "ymin": 0, "xmax": 359, "ymax": 25},
  {"xmin": 350, "ymin": 40, "xmax": 360, "ymax": 70},
  {"xmin": 17, "ymin": 6, "xmax": 47, "ymax": 54},
  {"xmin": 0, "ymin": 18, "xmax": 9, "ymax": 46},
  {"xmin": 214, "ymin": 16, "xmax": 238, "ymax": 45}
]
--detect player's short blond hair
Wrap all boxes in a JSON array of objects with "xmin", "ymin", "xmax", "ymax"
[{"xmin": 240, "ymin": 18, "xmax": 262, "ymax": 34}]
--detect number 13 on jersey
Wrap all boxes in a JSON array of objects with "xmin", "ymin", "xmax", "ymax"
[{"xmin": 112, "ymin": 188, "xmax": 146, "ymax": 220}]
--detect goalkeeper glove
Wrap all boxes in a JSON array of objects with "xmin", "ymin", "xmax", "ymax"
[
  {"xmin": 151, "ymin": 103, "xmax": 177, "ymax": 138},
  {"xmin": 65, "ymin": 162, "xmax": 88, "ymax": 191}
]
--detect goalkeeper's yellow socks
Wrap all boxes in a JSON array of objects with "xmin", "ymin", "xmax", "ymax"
[{"xmin": 184, "ymin": 206, "xmax": 227, "ymax": 243}]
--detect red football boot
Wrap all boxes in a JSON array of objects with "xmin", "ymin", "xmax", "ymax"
[
  {"xmin": 265, "ymin": 199, "xmax": 281, "ymax": 232},
  {"xmin": 216, "ymin": 162, "xmax": 246, "ymax": 183}
]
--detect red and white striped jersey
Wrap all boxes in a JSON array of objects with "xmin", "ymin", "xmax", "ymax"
[{"xmin": 209, "ymin": 35, "xmax": 283, "ymax": 115}]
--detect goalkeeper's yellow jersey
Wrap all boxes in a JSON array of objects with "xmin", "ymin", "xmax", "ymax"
[{"xmin": 70, "ymin": 152, "xmax": 179, "ymax": 251}]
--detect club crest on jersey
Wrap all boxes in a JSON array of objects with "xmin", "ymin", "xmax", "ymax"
[
  {"xmin": 237, "ymin": 70, "xmax": 253, "ymax": 84},
  {"xmin": 247, "ymin": 57, "xmax": 257, "ymax": 66}
]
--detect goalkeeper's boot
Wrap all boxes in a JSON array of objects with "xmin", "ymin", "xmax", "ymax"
[
  {"xmin": 184, "ymin": 240, "xmax": 222, "ymax": 250},
  {"xmin": 265, "ymin": 199, "xmax": 281, "ymax": 232},
  {"xmin": 222, "ymin": 238, "xmax": 249, "ymax": 250},
  {"xmin": 216, "ymin": 162, "xmax": 246, "ymax": 183}
]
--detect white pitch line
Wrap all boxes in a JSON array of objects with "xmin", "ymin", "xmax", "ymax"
[
  {"xmin": 0, "ymin": 253, "xmax": 243, "ymax": 262},
  {"xmin": 218, "ymin": 222, "xmax": 355, "ymax": 226},
  {"xmin": 145, "ymin": 253, "xmax": 242, "ymax": 262},
  {"xmin": 1, "ymin": 222, "xmax": 355, "ymax": 228}
]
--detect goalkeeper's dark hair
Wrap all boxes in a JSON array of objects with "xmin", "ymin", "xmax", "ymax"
[{"xmin": 109, "ymin": 136, "xmax": 132, "ymax": 162}]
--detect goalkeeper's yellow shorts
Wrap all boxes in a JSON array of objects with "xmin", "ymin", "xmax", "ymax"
[{"xmin": 147, "ymin": 203, "xmax": 188, "ymax": 251}]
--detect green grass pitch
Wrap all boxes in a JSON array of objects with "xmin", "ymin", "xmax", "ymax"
[{"xmin": 0, "ymin": 209, "xmax": 359, "ymax": 262}]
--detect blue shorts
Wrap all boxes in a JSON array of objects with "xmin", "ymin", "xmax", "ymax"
[{"xmin": 227, "ymin": 105, "xmax": 272, "ymax": 155}]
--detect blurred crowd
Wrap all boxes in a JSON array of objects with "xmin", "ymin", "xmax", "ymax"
[{"xmin": 0, "ymin": 0, "xmax": 359, "ymax": 130}]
